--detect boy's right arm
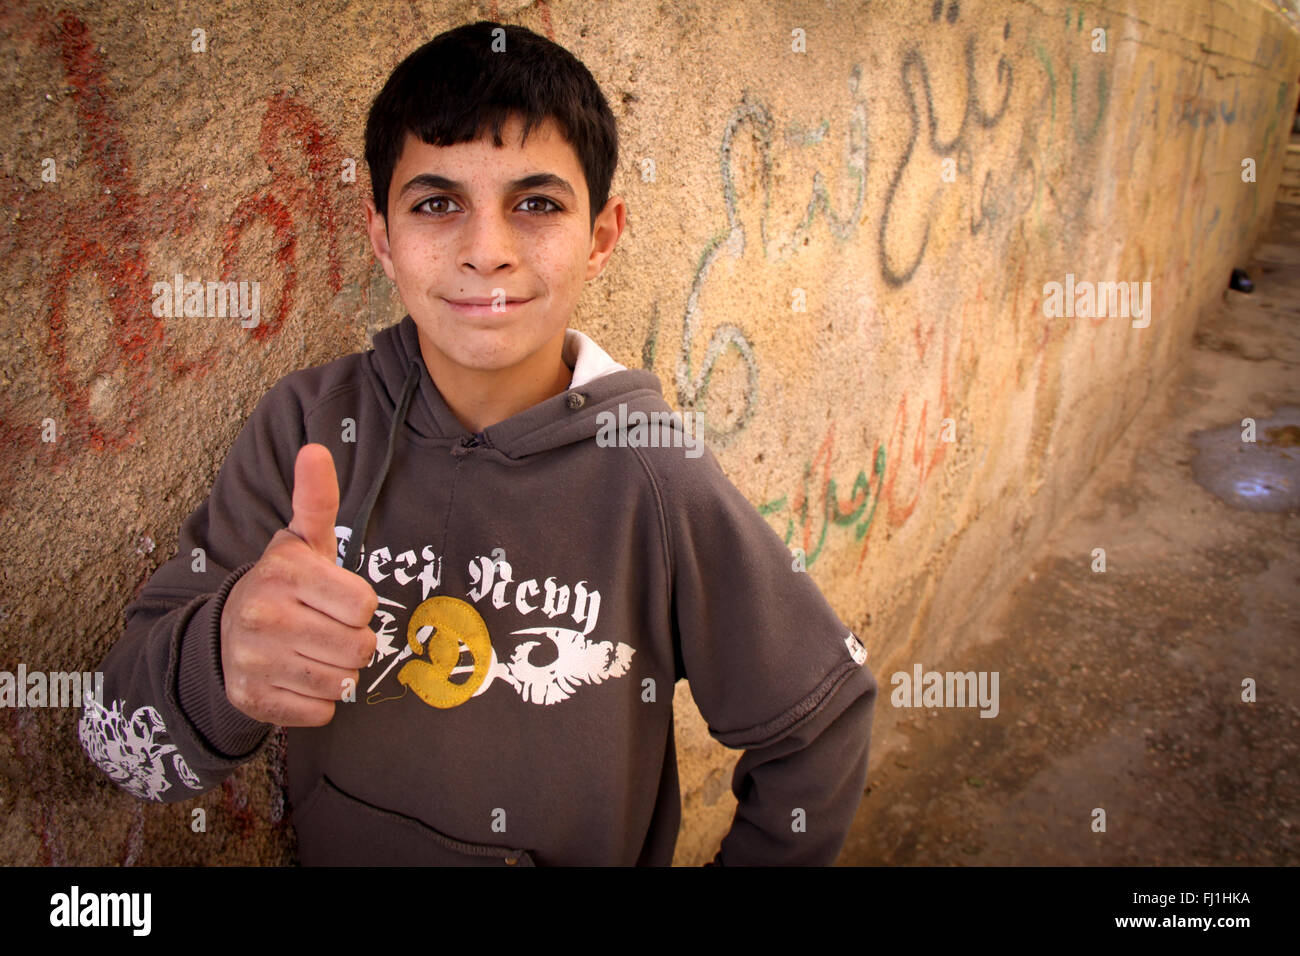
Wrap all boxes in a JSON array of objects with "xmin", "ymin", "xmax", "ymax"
[{"xmin": 78, "ymin": 381, "xmax": 376, "ymax": 804}]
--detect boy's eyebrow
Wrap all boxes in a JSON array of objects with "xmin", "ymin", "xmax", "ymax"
[{"xmin": 398, "ymin": 172, "xmax": 576, "ymax": 202}]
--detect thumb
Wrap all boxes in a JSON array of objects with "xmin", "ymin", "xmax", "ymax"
[{"xmin": 288, "ymin": 443, "xmax": 340, "ymax": 561}]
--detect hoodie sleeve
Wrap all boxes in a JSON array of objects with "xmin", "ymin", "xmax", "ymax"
[
  {"xmin": 655, "ymin": 444, "xmax": 878, "ymax": 866},
  {"xmin": 77, "ymin": 376, "xmax": 305, "ymax": 803}
]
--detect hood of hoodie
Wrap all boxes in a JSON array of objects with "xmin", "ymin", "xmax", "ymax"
[{"xmin": 341, "ymin": 314, "xmax": 676, "ymax": 571}]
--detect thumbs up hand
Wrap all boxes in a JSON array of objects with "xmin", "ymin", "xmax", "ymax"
[
  {"xmin": 220, "ymin": 444, "xmax": 379, "ymax": 726},
  {"xmin": 286, "ymin": 442, "xmax": 342, "ymax": 561}
]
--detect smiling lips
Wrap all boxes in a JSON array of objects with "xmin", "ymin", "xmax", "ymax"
[{"xmin": 442, "ymin": 296, "xmax": 533, "ymax": 315}]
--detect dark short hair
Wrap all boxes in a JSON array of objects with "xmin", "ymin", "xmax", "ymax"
[{"xmin": 364, "ymin": 20, "xmax": 619, "ymax": 234}]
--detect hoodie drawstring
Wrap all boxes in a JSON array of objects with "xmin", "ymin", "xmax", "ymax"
[{"xmin": 342, "ymin": 357, "xmax": 422, "ymax": 573}]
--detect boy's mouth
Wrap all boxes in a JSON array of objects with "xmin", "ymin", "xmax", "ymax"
[{"xmin": 442, "ymin": 296, "xmax": 533, "ymax": 315}]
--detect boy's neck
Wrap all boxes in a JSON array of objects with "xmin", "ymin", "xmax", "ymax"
[{"xmin": 417, "ymin": 329, "xmax": 573, "ymax": 434}]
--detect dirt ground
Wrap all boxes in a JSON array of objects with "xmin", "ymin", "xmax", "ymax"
[{"xmin": 840, "ymin": 200, "xmax": 1300, "ymax": 866}]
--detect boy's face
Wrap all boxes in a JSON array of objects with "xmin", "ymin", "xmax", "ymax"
[{"xmin": 365, "ymin": 114, "xmax": 624, "ymax": 390}]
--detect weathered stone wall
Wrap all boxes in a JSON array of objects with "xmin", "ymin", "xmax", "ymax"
[{"xmin": 2, "ymin": 0, "xmax": 1296, "ymax": 865}]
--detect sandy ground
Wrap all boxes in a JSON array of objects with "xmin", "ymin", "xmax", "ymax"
[{"xmin": 840, "ymin": 200, "xmax": 1300, "ymax": 866}]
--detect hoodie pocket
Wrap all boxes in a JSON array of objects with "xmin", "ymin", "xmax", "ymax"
[{"xmin": 293, "ymin": 774, "xmax": 535, "ymax": 866}]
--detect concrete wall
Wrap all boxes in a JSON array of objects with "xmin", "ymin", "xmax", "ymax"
[{"xmin": 1, "ymin": 0, "xmax": 1296, "ymax": 865}]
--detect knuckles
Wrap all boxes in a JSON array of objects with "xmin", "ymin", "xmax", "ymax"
[
  {"xmin": 225, "ymin": 674, "xmax": 267, "ymax": 719},
  {"xmin": 225, "ymin": 672, "xmax": 251, "ymax": 708},
  {"xmin": 257, "ymin": 546, "xmax": 303, "ymax": 586},
  {"xmin": 361, "ymin": 592, "xmax": 379, "ymax": 624},
  {"xmin": 352, "ymin": 636, "xmax": 376, "ymax": 669},
  {"xmin": 344, "ymin": 581, "xmax": 380, "ymax": 627},
  {"xmin": 232, "ymin": 593, "xmax": 284, "ymax": 635}
]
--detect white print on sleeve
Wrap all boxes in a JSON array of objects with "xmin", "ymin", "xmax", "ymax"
[
  {"xmin": 78, "ymin": 695, "xmax": 204, "ymax": 801},
  {"xmin": 844, "ymin": 631, "xmax": 868, "ymax": 666}
]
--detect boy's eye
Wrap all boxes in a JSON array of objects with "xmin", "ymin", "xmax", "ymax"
[
  {"xmin": 414, "ymin": 195, "xmax": 459, "ymax": 215},
  {"xmin": 412, "ymin": 195, "xmax": 561, "ymax": 216},
  {"xmin": 517, "ymin": 196, "xmax": 561, "ymax": 214}
]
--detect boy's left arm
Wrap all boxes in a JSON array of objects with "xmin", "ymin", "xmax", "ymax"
[
  {"xmin": 705, "ymin": 662, "xmax": 876, "ymax": 866},
  {"xmin": 657, "ymin": 446, "xmax": 879, "ymax": 866}
]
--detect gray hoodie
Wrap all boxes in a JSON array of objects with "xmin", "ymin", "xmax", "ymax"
[{"xmin": 79, "ymin": 314, "xmax": 878, "ymax": 865}]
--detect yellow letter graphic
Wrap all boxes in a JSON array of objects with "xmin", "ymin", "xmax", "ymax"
[{"xmin": 398, "ymin": 597, "xmax": 493, "ymax": 708}]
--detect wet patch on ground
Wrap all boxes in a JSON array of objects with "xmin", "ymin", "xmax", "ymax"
[{"xmin": 1189, "ymin": 407, "xmax": 1300, "ymax": 513}]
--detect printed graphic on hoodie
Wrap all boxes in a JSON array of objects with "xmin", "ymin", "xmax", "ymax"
[
  {"xmin": 78, "ymin": 695, "xmax": 205, "ymax": 801},
  {"xmin": 337, "ymin": 529, "xmax": 636, "ymax": 709}
]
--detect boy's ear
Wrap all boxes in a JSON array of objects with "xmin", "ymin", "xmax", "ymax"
[
  {"xmin": 586, "ymin": 194, "xmax": 627, "ymax": 281},
  {"xmin": 364, "ymin": 195, "xmax": 397, "ymax": 281}
]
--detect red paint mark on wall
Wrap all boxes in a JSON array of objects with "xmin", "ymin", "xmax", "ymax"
[
  {"xmin": 224, "ymin": 92, "xmax": 349, "ymax": 346},
  {"xmin": 0, "ymin": 11, "xmax": 349, "ymax": 505},
  {"xmin": 759, "ymin": 425, "xmax": 885, "ymax": 574},
  {"xmin": 39, "ymin": 12, "xmax": 201, "ymax": 454},
  {"xmin": 881, "ymin": 311, "xmax": 956, "ymax": 529}
]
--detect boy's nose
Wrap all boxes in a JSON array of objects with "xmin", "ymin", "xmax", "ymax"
[{"xmin": 457, "ymin": 210, "xmax": 519, "ymax": 272}]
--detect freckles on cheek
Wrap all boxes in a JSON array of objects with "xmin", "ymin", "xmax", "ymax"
[{"xmin": 393, "ymin": 240, "xmax": 436, "ymax": 285}]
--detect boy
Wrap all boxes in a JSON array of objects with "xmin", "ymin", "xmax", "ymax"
[{"xmin": 79, "ymin": 20, "xmax": 878, "ymax": 865}]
